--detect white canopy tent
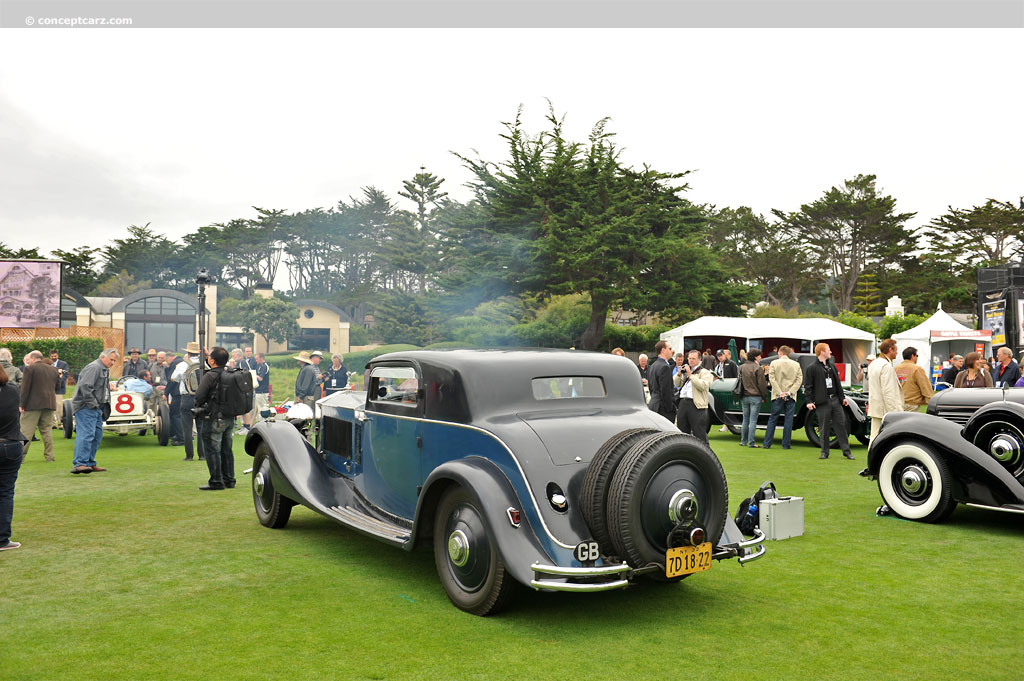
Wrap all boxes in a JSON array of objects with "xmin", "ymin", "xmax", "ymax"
[
  {"xmin": 660, "ymin": 316, "xmax": 876, "ymax": 385},
  {"xmin": 892, "ymin": 306, "xmax": 992, "ymax": 381}
]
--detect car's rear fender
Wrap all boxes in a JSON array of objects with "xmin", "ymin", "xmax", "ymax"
[
  {"xmin": 413, "ymin": 457, "xmax": 556, "ymax": 589},
  {"xmin": 869, "ymin": 412, "xmax": 1024, "ymax": 507}
]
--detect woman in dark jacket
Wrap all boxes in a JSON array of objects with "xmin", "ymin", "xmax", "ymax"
[
  {"xmin": 0, "ymin": 364, "xmax": 27, "ymax": 551},
  {"xmin": 739, "ymin": 348, "xmax": 770, "ymax": 447}
]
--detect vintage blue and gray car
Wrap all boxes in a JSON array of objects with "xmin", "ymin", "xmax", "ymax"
[
  {"xmin": 244, "ymin": 349, "xmax": 765, "ymax": 615},
  {"xmin": 860, "ymin": 386, "xmax": 1024, "ymax": 522}
]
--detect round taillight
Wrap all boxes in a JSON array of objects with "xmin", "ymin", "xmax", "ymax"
[{"xmin": 689, "ymin": 527, "xmax": 705, "ymax": 546}]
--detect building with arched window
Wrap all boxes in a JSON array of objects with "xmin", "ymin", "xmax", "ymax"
[{"xmin": 67, "ymin": 284, "xmax": 349, "ymax": 356}]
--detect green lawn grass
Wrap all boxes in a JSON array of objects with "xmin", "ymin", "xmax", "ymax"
[{"xmin": 3, "ymin": 424, "xmax": 1021, "ymax": 681}]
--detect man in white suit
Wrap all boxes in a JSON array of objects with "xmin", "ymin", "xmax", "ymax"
[{"xmin": 866, "ymin": 338, "xmax": 904, "ymax": 443}]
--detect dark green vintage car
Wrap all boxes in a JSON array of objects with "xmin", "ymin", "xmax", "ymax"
[{"xmin": 707, "ymin": 353, "xmax": 870, "ymax": 448}]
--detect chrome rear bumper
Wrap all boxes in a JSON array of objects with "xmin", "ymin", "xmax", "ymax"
[
  {"xmin": 529, "ymin": 529, "xmax": 767, "ymax": 592},
  {"xmin": 530, "ymin": 561, "xmax": 631, "ymax": 592}
]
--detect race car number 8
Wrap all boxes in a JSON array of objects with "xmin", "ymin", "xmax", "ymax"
[
  {"xmin": 115, "ymin": 394, "xmax": 135, "ymax": 413},
  {"xmin": 574, "ymin": 541, "xmax": 600, "ymax": 562}
]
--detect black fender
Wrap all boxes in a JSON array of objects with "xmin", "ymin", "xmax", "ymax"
[
  {"xmin": 413, "ymin": 457, "xmax": 554, "ymax": 589},
  {"xmin": 868, "ymin": 412, "xmax": 1024, "ymax": 508},
  {"xmin": 244, "ymin": 421, "xmax": 333, "ymax": 514},
  {"xmin": 845, "ymin": 397, "xmax": 866, "ymax": 424}
]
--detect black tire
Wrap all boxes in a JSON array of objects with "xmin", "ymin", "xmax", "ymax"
[
  {"xmin": 433, "ymin": 486, "xmax": 515, "ymax": 616},
  {"xmin": 580, "ymin": 428, "xmax": 659, "ymax": 555},
  {"xmin": 876, "ymin": 440, "xmax": 956, "ymax": 523},
  {"xmin": 725, "ymin": 423, "xmax": 742, "ymax": 436},
  {"xmin": 606, "ymin": 432, "xmax": 728, "ymax": 577},
  {"xmin": 157, "ymin": 402, "xmax": 171, "ymax": 446},
  {"xmin": 138, "ymin": 429, "xmax": 147, "ymax": 436},
  {"xmin": 252, "ymin": 443, "xmax": 294, "ymax": 529},
  {"xmin": 62, "ymin": 400, "xmax": 74, "ymax": 439},
  {"xmin": 805, "ymin": 410, "xmax": 839, "ymax": 449}
]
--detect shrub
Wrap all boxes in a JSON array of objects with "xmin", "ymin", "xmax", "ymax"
[
  {"xmin": 878, "ymin": 313, "xmax": 928, "ymax": 340},
  {"xmin": 0, "ymin": 337, "xmax": 104, "ymax": 378}
]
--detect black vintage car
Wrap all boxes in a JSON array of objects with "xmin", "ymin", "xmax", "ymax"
[
  {"xmin": 707, "ymin": 353, "xmax": 869, "ymax": 448},
  {"xmin": 244, "ymin": 349, "xmax": 765, "ymax": 615},
  {"xmin": 860, "ymin": 387, "xmax": 1024, "ymax": 522}
]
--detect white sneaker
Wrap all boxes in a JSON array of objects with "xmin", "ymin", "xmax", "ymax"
[{"xmin": 0, "ymin": 541, "xmax": 21, "ymax": 551}]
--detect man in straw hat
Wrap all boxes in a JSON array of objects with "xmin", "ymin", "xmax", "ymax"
[
  {"xmin": 294, "ymin": 351, "xmax": 322, "ymax": 409},
  {"xmin": 172, "ymin": 341, "xmax": 206, "ymax": 461}
]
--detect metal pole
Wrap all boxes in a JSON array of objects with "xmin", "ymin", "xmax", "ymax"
[{"xmin": 196, "ymin": 268, "xmax": 211, "ymax": 382}]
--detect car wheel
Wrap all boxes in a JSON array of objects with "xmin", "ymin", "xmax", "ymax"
[
  {"xmin": 967, "ymin": 418, "xmax": 1024, "ymax": 478},
  {"xmin": 725, "ymin": 423, "xmax": 742, "ymax": 436},
  {"xmin": 580, "ymin": 428, "xmax": 659, "ymax": 555},
  {"xmin": 252, "ymin": 443, "xmax": 294, "ymax": 529},
  {"xmin": 804, "ymin": 410, "xmax": 839, "ymax": 449},
  {"xmin": 433, "ymin": 486, "xmax": 515, "ymax": 616},
  {"xmin": 62, "ymin": 401, "xmax": 74, "ymax": 439},
  {"xmin": 606, "ymin": 432, "xmax": 728, "ymax": 579},
  {"xmin": 157, "ymin": 402, "xmax": 171, "ymax": 446},
  {"xmin": 877, "ymin": 441, "xmax": 956, "ymax": 523}
]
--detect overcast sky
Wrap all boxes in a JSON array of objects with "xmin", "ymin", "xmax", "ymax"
[{"xmin": 1, "ymin": 29, "xmax": 1021, "ymax": 260}]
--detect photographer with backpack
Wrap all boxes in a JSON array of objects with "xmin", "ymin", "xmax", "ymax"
[{"xmin": 193, "ymin": 346, "xmax": 252, "ymax": 491}]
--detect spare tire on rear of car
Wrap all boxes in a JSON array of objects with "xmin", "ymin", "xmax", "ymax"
[
  {"xmin": 605, "ymin": 432, "xmax": 728, "ymax": 577},
  {"xmin": 580, "ymin": 428, "xmax": 659, "ymax": 555}
]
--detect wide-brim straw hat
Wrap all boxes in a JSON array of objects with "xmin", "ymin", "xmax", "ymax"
[
  {"xmin": 182, "ymin": 341, "xmax": 201, "ymax": 354},
  {"xmin": 294, "ymin": 351, "xmax": 313, "ymax": 364}
]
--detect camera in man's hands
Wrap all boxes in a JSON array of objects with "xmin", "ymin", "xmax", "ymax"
[{"xmin": 191, "ymin": 405, "xmax": 210, "ymax": 419}]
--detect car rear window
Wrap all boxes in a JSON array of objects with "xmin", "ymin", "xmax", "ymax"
[
  {"xmin": 531, "ymin": 376, "xmax": 605, "ymax": 400},
  {"xmin": 369, "ymin": 366, "xmax": 419, "ymax": 405}
]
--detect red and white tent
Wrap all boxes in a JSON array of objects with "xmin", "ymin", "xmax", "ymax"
[{"xmin": 892, "ymin": 306, "xmax": 991, "ymax": 381}]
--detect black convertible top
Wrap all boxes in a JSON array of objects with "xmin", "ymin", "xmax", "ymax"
[{"xmin": 368, "ymin": 349, "xmax": 648, "ymax": 423}]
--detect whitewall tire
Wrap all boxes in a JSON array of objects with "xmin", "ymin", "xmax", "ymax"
[{"xmin": 877, "ymin": 441, "xmax": 956, "ymax": 523}]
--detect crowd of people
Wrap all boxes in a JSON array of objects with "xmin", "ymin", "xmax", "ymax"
[
  {"xmin": 626, "ymin": 338, "xmax": 1024, "ymax": 462},
  {"xmin": 0, "ymin": 340, "xmax": 353, "ymax": 551}
]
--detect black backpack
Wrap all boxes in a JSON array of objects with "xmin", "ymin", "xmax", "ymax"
[
  {"xmin": 734, "ymin": 481, "xmax": 778, "ymax": 536},
  {"xmin": 215, "ymin": 367, "xmax": 254, "ymax": 417}
]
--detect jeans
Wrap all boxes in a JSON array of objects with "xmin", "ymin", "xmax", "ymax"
[
  {"xmin": 0, "ymin": 440, "xmax": 24, "ymax": 545},
  {"xmin": 740, "ymin": 396, "xmax": 762, "ymax": 446},
  {"xmin": 178, "ymin": 394, "xmax": 205, "ymax": 460},
  {"xmin": 201, "ymin": 417, "xmax": 235, "ymax": 489},
  {"xmin": 763, "ymin": 397, "xmax": 797, "ymax": 448},
  {"xmin": 72, "ymin": 407, "xmax": 104, "ymax": 468}
]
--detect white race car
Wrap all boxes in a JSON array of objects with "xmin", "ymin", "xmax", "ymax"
[{"xmin": 63, "ymin": 376, "xmax": 172, "ymax": 445}]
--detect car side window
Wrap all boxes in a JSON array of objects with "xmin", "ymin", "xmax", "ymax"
[{"xmin": 369, "ymin": 366, "xmax": 419, "ymax": 407}]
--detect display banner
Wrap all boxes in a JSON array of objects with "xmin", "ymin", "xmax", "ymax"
[
  {"xmin": 0, "ymin": 260, "xmax": 62, "ymax": 328},
  {"xmin": 983, "ymin": 299, "xmax": 1006, "ymax": 346}
]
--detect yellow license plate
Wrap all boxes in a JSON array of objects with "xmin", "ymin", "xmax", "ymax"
[{"xmin": 666, "ymin": 543, "xmax": 713, "ymax": 578}]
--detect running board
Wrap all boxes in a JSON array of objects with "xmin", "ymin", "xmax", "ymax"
[
  {"xmin": 328, "ymin": 505, "xmax": 413, "ymax": 545},
  {"xmin": 964, "ymin": 502, "xmax": 1024, "ymax": 515}
]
